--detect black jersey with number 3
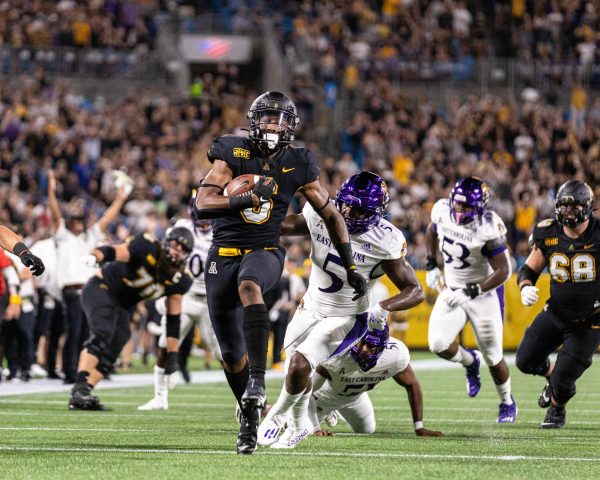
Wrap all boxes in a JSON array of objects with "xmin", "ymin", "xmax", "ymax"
[
  {"xmin": 207, "ymin": 135, "xmax": 320, "ymax": 249},
  {"xmin": 101, "ymin": 234, "xmax": 192, "ymax": 309},
  {"xmin": 532, "ymin": 216, "xmax": 600, "ymax": 321}
]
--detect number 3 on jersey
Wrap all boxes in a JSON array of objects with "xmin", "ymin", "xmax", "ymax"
[
  {"xmin": 549, "ymin": 253, "xmax": 595, "ymax": 282},
  {"xmin": 241, "ymin": 199, "xmax": 274, "ymax": 224}
]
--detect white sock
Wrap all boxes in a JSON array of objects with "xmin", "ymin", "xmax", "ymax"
[
  {"xmin": 496, "ymin": 379, "xmax": 513, "ymax": 405},
  {"xmin": 449, "ymin": 346, "xmax": 475, "ymax": 366},
  {"xmin": 268, "ymin": 384, "xmax": 304, "ymax": 418},
  {"xmin": 291, "ymin": 390, "xmax": 312, "ymax": 427},
  {"xmin": 155, "ymin": 365, "xmax": 168, "ymax": 399}
]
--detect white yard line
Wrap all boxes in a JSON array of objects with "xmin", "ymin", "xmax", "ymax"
[{"xmin": 0, "ymin": 445, "xmax": 597, "ymax": 462}]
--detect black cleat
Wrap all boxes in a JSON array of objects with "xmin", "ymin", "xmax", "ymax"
[
  {"xmin": 538, "ymin": 383, "xmax": 552, "ymax": 408},
  {"xmin": 540, "ymin": 405, "xmax": 566, "ymax": 429},
  {"xmin": 241, "ymin": 378, "xmax": 266, "ymax": 411},
  {"xmin": 237, "ymin": 406, "xmax": 260, "ymax": 455},
  {"xmin": 68, "ymin": 383, "xmax": 107, "ymax": 411}
]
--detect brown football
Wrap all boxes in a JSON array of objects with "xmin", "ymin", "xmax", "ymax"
[{"xmin": 224, "ymin": 174, "xmax": 259, "ymax": 197}]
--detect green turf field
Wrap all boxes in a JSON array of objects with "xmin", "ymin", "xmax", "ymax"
[{"xmin": 1, "ymin": 354, "xmax": 599, "ymax": 480}]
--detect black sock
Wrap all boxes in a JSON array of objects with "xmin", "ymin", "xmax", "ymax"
[
  {"xmin": 243, "ymin": 304, "xmax": 269, "ymax": 385},
  {"xmin": 76, "ymin": 370, "xmax": 90, "ymax": 384},
  {"xmin": 224, "ymin": 362, "xmax": 249, "ymax": 404}
]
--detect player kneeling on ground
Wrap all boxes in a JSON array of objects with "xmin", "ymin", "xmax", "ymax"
[
  {"xmin": 308, "ymin": 324, "xmax": 442, "ymax": 437},
  {"xmin": 68, "ymin": 228, "xmax": 193, "ymax": 411}
]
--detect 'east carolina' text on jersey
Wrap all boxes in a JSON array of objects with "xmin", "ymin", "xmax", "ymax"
[
  {"xmin": 208, "ymin": 135, "xmax": 320, "ymax": 248},
  {"xmin": 101, "ymin": 234, "xmax": 192, "ymax": 309},
  {"xmin": 531, "ymin": 216, "xmax": 600, "ymax": 321},
  {"xmin": 318, "ymin": 337, "xmax": 409, "ymax": 397},
  {"xmin": 431, "ymin": 199, "xmax": 508, "ymax": 289},
  {"xmin": 302, "ymin": 202, "xmax": 407, "ymax": 316},
  {"xmin": 173, "ymin": 218, "xmax": 211, "ymax": 296}
]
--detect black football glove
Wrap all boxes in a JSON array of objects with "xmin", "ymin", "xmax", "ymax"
[
  {"xmin": 346, "ymin": 267, "xmax": 367, "ymax": 301},
  {"xmin": 20, "ymin": 250, "xmax": 45, "ymax": 276},
  {"xmin": 253, "ymin": 176, "xmax": 275, "ymax": 203}
]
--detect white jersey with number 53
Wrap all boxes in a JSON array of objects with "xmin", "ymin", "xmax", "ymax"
[
  {"xmin": 173, "ymin": 219, "xmax": 212, "ymax": 296},
  {"xmin": 302, "ymin": 202, "xmax": 407, "ymax": 317},
  {"xmin": 431, "ymin": 199, "xmax": 508, "ymax": 290}
]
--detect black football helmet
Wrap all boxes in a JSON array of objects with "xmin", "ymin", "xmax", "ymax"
[
  {"xmin": 554, "ymin": 180, "xmax": 595, "ymax": 227},
  {"xmin": 158, "ymin": 226, "xmax": 194, "ymax": 277},
  {"xmin": 247, "ymin": 91, "xmax": 299, "ymax": 151}
]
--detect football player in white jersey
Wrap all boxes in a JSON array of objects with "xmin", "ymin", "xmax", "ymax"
[
  {"xmin": 138, "ymin": 213, "xmax": 222, "ymax": 411},
  {"xmin": 425, "ymin": 177, "xmax": 516, "ymax": 423},
  {"xmin": 308, "ymin": 324, "xmax": 442, "ymax": 437},
  {"xmin": 258, "ymin": 172, "xmax": 424, "ymax": 448}
]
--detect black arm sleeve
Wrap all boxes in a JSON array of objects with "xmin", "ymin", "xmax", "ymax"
[{"xmin": 517, "ymin": 264, "xmax": 540, "ymax": 288}]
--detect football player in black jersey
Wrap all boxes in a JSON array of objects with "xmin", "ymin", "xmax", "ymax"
[
  {"xmin": 68, "ymin": 227, "xmax": 193, "ymax": 410},
  {"xmin": 515, "ymin": 180, "xmax": 600, "ymax": 428},
  {"xmin": 194, "ymin": 91, "xmax": 367, "ymax": 454}
]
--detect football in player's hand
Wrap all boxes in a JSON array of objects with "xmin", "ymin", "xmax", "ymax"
[{"xmin": 224, "ymin": 174, "xmax": 260, "ymax": 197}]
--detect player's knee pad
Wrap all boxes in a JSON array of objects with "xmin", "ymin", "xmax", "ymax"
[
  {"xmin": 481, "ymin": 346, "xmax": 503, "ymax": 367},
  {"xmin": 515, "ymin": 354, "xmax": 549, "ymax": 376},
  {"xmin": 221, "ymin": 351, "xmax": 244, "ymax": 367},
  {"xmin": 428, "ymin": 337, "xmax": 451, "ymax": 355},
  {"xmin": 83, "ymin": 335, "xmax": 109, "ymax": 359}
]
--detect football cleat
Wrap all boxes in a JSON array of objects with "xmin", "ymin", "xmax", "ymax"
[
  {"xmin": 324, "ymin": 410, "xmax": 338, "ymax": 427},
  {"xmin": 540, "ymin": 405, "xmax": 566, "ymax": 429},
  {"xmin": 270, "ymin": 417, "xmax": 315, "ymax": 449},
  {"xmin": 237, "ymin": 406, "xmax": 260, "ymax": 455},
  {"xmin": 241, "ymin": 377, "xmax": 266, "ymax": 411},
  {"xmin": 257, "ymin": 410, "xmax": 287, "ymax": 446},
  {"xmin": 538, "ymin": 383, "xmax": 552, "ymax": 408},
  {"xmin": 496, "ymin": 395, "xmax": 518, "ymax": 423},
  {"xmin": 138, "ymin": 396, "xmax": 168, "ymax": 411},
  {"xmin": 68, "ymin": 383, "xmax": 106, "ymax": 411},
  {"xmin": 464, "ymin": 348, "xmax": 482, "ymax": 397}
]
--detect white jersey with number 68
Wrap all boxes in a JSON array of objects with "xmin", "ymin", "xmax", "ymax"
[{"xmin": 302, "ymin": 202, "xmax": 407, "ymax": 317}]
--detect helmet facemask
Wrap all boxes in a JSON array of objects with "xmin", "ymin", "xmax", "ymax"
[
  {"xmin": 554, "ymin": 181, "xmax": 594, "ymax": 228},
  {"xmin": 450, "ymin": 177, "xmax": 490, "ymax": 225},
  {"xmin": 247, "ymin": 92, "xmax": 299, "ymax": 152}
]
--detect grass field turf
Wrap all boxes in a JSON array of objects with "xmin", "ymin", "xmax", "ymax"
[{"xmin": 1, "ymin": 353, "xmax": 599, "ymax": 479}]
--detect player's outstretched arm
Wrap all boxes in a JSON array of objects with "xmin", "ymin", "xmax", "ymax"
[
  {"xmin": 393, "ymin": 365, "xmax": 443, "ymax": 437},
  {"xmin": 0, "ymin": 226, "xmax": 45, "ymax": 276},
  {"xmin": 85, "ymin": 243, "xmax": 131, "ymax": 267},
  {"xmin": 301, "ymin": 179, "xmax": 367, "ymax": 299},
  {"xmin": 96, "ymin": 186, "xmax": 130, "ymax": 233},
  {"xmin": 380, "ymin": 258, "xmax": 424, "ymax": 311}
]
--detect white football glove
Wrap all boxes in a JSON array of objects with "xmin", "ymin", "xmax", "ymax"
[
  {"xmin": 425, "ymin": 267, "xmax": 445, "ymax": 292},
  {"xmin": 444, "ymin": 289, "xmax": 471, "ymax": 308},
  {"xmin": 520, "ymin": 285, "xmax": 539, "ymax": 306},
  {"xmin": 81, "ymin": 254, "xmax": 99, "ymax": 269},
  {"xmin": 367, "ymin": 303, "xmax": 389, "ymax": 331}
]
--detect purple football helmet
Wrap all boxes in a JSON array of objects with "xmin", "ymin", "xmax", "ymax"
[
  {"xmin": 449, "ymin": 177, "xmax": 490, "ymax": 225},
  {"xmin": 350, "ymin": 323, "xmax": 389, "ymax": 371},
  {"xmin": 189, "ymin": 190, "xmax": 212, "ymax": 233},
  {"xmin": 335, "ymin": 172, "xmax": 390, "ymax": 235}
]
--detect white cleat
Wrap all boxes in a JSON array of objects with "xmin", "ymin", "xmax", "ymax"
[
  {"xmin": 257, "ymin": 411, "xmax": 287, "ymax": 447},
  {"xmin": 270, "ymin": 419, "xmax": 315, "ymax": 449},
  {"xmin": 137, "ymin": 396, "xmax": 168, "ymax": 411}
]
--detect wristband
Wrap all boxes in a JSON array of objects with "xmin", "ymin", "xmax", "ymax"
[
  {"xmin": 9, "ymin": 294, "xmax": 22, "ymax": 305},
  {"xmin": 414, "ymin": 421, "xmax": 424, "ymax": 430},
  {"xmin": 335, "ymin": 242, "xmax": 355, "ymax": 270},
  {"xmin": 13, "ymin": 242, "xmax": 28, "ymax": 257},
  {"xmin": 229, "ymin": 194, "xmax": 254, "ymax": 211}
]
